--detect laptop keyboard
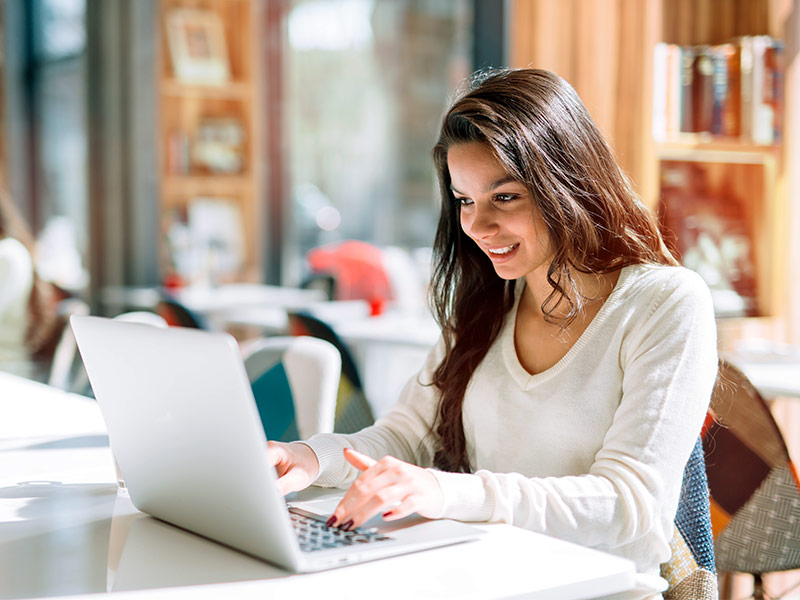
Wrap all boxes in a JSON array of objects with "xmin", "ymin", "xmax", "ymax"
[{"xmin": 288, "ymin": 508, "xmax": 393, "ymax": 553}]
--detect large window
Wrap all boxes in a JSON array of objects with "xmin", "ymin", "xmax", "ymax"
[
  {"xmin": 3, "ymin": 0, "xmax": 88, "ymax": 292},
  {"xmin": 283, "ymin": 0, "xmax": 473, "ymax": 284}
]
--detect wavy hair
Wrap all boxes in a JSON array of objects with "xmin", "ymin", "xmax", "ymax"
[{"xmin": 428, "ymin": 69, "xmax": 677, "ymax": 472}]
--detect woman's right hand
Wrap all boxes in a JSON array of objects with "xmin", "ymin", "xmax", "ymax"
[{"xmin": 267, "ymin": 441, "xmax": 320, "ymax": 496}]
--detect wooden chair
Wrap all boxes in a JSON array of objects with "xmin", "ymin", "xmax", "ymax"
[{"xmin": 703, "ymin": 359, "xmax": 800, "ymax": 600}]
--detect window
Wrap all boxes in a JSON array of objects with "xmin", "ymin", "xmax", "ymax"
[{"xmin": 283, "ymin": 0, "xmax": 473, "ymax": 285}]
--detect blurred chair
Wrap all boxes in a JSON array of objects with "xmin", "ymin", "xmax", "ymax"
[
  {"xmin": 703, "ymin": 359, "xmax": 800, "ymax": 600},
  {"xmin": 306, "ymin": 240, "xmax": 393, "ymax": 309},
  {"xmin": 113, "ymin": 311, "xmax": 168, "ymax": 328},
  {"xmin": 48, "ymin": 297, "xmax": 91, "ymax": 392},
  {"xmin": 156, "ymin": 295, "xmax": 207, "ymax": 329},
  {"xmin": 287, "ymin": 311, "xmax": 375, "ymax": 434},
  {"xmin": 241, "ymin": 336, "xmax": 340, "ymax": 441},
  {"xmin": 661, "ymin": 437, "xmax": 718, "ymax": 600}
]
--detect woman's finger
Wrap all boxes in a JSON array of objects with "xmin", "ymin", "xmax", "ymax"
[{"xmin": 343, "ymin": 447, "xmax": 377, "ymax": 471}]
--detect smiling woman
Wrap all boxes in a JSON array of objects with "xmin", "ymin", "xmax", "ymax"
[
  {"xmin": 268, "ymin": 69, "xmax": 719, "ymax": 600},
  {"xmin": 448, "ymin": 141, "xmax": 552, "ymax": 282}
]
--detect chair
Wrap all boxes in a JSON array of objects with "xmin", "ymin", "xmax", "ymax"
[
  {"xmin": 242, "ymin": 336, "xmax": 341, "ymax": 441},
  {"xmin": 703, "ymin": 359, "xmax": 800, "ymax": 600},
  {"xmin": 287, "ymin": 311, "xmax": 375, "ymax": 434},
  {"xmin": 156, "ymin": 295, "xmax": 207, "ymax": 329},
  {"xmin": 113, "ymin": 311, "xmax": 168, "ymax": 328},
  {"xmin": 48, "ymin": 298, "xmax": 91, "ymax": 393},
  {"xmin": 661, "ymin": 437, "xmax": 718, "ymax": 599}
]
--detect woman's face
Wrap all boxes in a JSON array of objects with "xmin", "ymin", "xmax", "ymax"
[{"xmin": 448, "ymin": 142, "xmax": 553, "ymax": 281}]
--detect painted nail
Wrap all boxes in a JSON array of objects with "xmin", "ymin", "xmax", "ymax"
[
  {"xmin": 326, "ymin": 516, "xmax": 336, "ymax": 527},
  {"xmin": 341, "ymin": 519, "xmax": 354, "ymax": 531},
  {"xmin": 383, "ymin": 511, "xmax": 394, "ymax": 519}
]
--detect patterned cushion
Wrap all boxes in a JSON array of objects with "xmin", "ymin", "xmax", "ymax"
[
  {"xmin": 251, "ymin": 361, "xmax": 300, "ymax": 442},
  {"xmin": 662, "ymin": 437, "xmax": 718, "ymax": 600},
  {"xmin": 703, "ymin": 360, "xmax": 800, "ymax": 574}
]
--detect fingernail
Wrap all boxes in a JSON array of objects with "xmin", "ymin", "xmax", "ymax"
[
  {"xmin": 383, "ymin": 511, "xmax": 394, "ymax": 519},
  {"xmin": 326, "ymin": 516, "xmax": 336, "ymax": 527},
  {"xmin": 341, "ymin": 519, "xmax": 354, "ymax": 531}
]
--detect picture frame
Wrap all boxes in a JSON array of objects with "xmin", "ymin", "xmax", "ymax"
[{"xmin": 165, "ymin": 8, "xmax": 230, "ymax": 85}]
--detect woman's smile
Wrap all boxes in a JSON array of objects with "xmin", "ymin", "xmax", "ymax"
[{"xmin": 448, "ymin": 141, "xmax": 552, "ymax": 281}]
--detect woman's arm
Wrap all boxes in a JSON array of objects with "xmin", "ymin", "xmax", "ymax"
[
  {"xmin": 303, "ymin": 336, "xmax": 446, "ymax": 487},
  {"xmin": 433, "ymin": 270, "xmax": 718, "ymax": 550}
]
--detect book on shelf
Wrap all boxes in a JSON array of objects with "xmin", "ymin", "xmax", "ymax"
[{"xmin": 653, "ymin": 36, "xmax": 783, "ymax": 144}]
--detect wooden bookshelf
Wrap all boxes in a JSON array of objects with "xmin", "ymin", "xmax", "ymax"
[
  {"xmin": 509, "ymin": 0, "xmax": 798, "ymax": 347},
  {"xmin": 156, "ymin": 0, "xmax": 261, "ymax": 284}
]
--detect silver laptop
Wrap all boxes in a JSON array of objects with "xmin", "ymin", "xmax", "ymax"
[{"xmin": 71, "ymin": 315, "xmax": 481, "ymax": 572}]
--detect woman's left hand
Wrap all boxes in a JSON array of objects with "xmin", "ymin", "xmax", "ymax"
[{"xmin": 327, "ymin": 448, "xmax": 444, "ymax": 531}]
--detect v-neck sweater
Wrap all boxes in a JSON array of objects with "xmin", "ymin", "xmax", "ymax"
[{"xmin": 306, "ymin": 264, "xmax": 718, "ymax": 599}]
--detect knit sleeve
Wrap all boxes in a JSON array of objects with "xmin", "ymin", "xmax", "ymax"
[
  {"xmin": 430, "ymin": 269, "xmax": 718, "ymax": 551},
  {"xmin": 304, "ymin": 337, "xmax": 446, "ymax": 488}
]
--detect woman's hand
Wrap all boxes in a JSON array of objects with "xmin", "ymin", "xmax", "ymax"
[
  {"xmin": 327, "ymin": 448, "xmax": 444, "ymax": 530},
  {"xmin": 268, "ymin": 441, "xmax": 320, "ymax": 495}
]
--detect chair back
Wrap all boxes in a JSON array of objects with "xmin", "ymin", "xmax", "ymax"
[
  {"xmin": 703, "ymin": 359, "xmax": 800, "ymax": 575},
  {"xmin": 113, "ymin": 311, "xmax": 168, "ymax": 328},
  {"xmin": 287, "ymin": 312, "xmax": 375, "ymax": 434},
  {"xmin": 157, "ymin": 296, "xmax": 207, "ymax": 328},
  {"xmin": 243, "ymin": 336, "xmax": 341, "ymax": 441},
  {"xmin": 48, "ymin": 298, "xmax": 90, "ymax": 392},
  {"xmin": 661, "ymin": 437, "xmax": 718, "ymax": 599}
]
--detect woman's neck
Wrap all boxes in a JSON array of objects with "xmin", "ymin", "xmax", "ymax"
[{"xmin": 522, "ymin": 266, "xmax": 620, "ymax": 321}]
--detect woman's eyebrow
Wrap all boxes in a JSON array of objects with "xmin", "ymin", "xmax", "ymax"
[
  {"xmin": 450, "ymin": 176, "xmax": 520, "ymax": 196},
  {"xmin": 486, "ymin": 175, "xmax": 519, "ymax": 191}
]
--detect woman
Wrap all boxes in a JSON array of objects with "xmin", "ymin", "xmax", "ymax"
[
  {"xmin": 0, "ymin": 187, "xmax": 57, "ymax": 378},
  {"xmin": 270, "ymin": 69, "xmax": 717, "ymax": 599}
]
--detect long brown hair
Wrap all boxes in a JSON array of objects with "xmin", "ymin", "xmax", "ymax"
[
  {"xmin": 428, "ymin": 69, "xmax": 677, "ymax": 473},
  {"xmin": 0, "ymin": 187, "xmax": 57, "ymax": 355}
]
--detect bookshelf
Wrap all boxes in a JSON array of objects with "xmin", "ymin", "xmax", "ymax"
[
  {"xmin": 157, "ymin": 0, "xmax": 261, "ymax": 286},
  {"xmin": 509, "ymin": 0, "xmax": 798, "ymax": 348}
]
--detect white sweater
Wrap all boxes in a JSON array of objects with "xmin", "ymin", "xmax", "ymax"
[
  {"xmin": 0, "ymin": 237, "xmax": 34, "ymax": 378},
  {"xmin": 306, "ymin": 264, "xmax": 718, "ymax": 599}
]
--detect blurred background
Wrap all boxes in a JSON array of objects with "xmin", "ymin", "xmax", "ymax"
[
  {"xmin": 1, "ymin": 1, "xmax": 799, "ymax": 596},
  {"xmin": 1, "ymin": 0, "xmax": 797, "ymax": 343}
]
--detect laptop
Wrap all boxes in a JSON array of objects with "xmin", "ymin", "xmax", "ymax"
[{"xmin": 70, "ymin": 315, "xmax": 481, "ymax": 572}]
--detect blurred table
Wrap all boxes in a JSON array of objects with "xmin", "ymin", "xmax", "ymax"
[
  {"xmin": 101, "ymin": 284, "xmax": 327, "ymax": 332},
  {"xmin": 723, "ymin": 351, "xmax": 800, "ymax": 399}
]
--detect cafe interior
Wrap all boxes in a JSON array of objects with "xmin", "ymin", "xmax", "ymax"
[{"xmin": 1, "ymin": 1, "xmax": 799, "ymax": 599}]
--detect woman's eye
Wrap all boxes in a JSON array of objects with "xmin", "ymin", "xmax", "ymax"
[
  {"xmin": 457, "ymin": 197, "xmax": 473, "ymax": 206},
  {"xmin": 494, "ymin": 194, "xmax": 517, "ymax": 203}
]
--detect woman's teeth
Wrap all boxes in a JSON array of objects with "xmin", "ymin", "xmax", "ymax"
[{"xmin": 488, "ymin": 244, "xmax": 518, "ymax": 255}]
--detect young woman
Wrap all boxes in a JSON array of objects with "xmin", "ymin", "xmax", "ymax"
[
  {"xmin": 0, "ymin": 187, "xmax": 57, "ymax": 378},
  {"xmin": 269, "ymin": 69, "xmax": 718, "ymax": 599}
]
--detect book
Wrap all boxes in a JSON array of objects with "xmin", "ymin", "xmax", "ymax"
[{"xmin": 692, "ymin": 46, "xmax": 714, "ymax": 133}]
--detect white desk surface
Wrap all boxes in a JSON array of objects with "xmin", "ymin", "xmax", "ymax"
[
  {"xmin": 723, "ymin": 352, "xmax": 800, "ymax": 399},
  {"xmin": 0, "ymin": 372, "xmax": 636, "ymax": 600}
]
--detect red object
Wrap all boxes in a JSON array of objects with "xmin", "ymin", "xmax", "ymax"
[{"xmin": 307, "ymin": 240, "xmax": 393, "ymax": 304}]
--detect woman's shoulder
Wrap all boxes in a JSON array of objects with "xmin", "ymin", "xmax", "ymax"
[{"xmin": 619, "ymin": 263, "xmax": 712, "ymax": 312}]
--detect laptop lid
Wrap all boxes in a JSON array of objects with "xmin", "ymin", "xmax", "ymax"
[
  {"xmin": 71, "ymin": 315, "xmax": 480, "ymax": 572},
  {"xmin": 71, "ymin": 315, "xmax": 302, "ymax": 570}
]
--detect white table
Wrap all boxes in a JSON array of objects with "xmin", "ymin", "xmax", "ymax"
[
  {"xmin": 722, "ymin": 352, "xmax": 800, "ymax": 399},
  {"xmin": 0, "ymin": 372, "xmax": 636, "ymax": 600}
]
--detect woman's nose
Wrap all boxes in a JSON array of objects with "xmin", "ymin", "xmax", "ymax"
[{"xmin": 464, "ymin": 204, "xmax": 498, "ymax": 238}]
